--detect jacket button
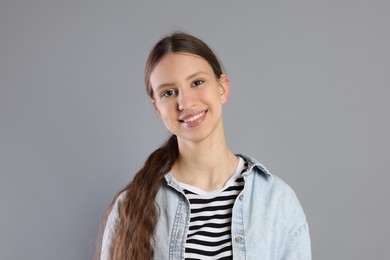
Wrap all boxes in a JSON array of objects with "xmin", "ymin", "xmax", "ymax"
[
  {"xmin": 239, "ymin": 194, "xmax": 244, "ymax": 201},
  {"xmin": 235, "ymin": 236, "xmax": 243, "ymax": 243}
]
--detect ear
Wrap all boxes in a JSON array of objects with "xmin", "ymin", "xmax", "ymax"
[
  {"xmin": 152, "ymin": 99, "xmax": 161, "ymax": 116},
  {"xmin": 218, "ymin": 74, "xmax": 230, "ymax": 104}
]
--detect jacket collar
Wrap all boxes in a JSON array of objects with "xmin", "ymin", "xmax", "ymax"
[
  {"xmin": 164, "ymin": 154, "xmax": 273, "ymax": 186},
  {"xmin": 236, "ymin": 154, "xmax": 273, "ymax": 180}
]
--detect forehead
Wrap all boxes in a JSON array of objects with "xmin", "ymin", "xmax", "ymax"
[{"xmin": 150, "ymin": 53, "xmax": 213, "ymax": 86}]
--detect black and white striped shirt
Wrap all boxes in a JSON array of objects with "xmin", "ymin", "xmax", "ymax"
[{"xmin": 176, "ymin": 157, "xmax": 247, "ymax": 260}]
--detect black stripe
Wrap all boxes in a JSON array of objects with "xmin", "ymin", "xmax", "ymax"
[
  {"xmin": 187, "ymin": 229, "xmax": 231, "ymax": 238},
  {"xmin": 189, "ymin": 221, "xmax": 231, "ymax": 231},
  {"xmin": 191, "ymin": 212, "xmax": 232, "ymax": 222},
  {"xmin": 188, "ymin": 194, "xmax": 238, "ymax": 204},
  {"xmin": 191, "ymin": 203, "xmax": 234, "ymax": 214},
  {"xmin": 185, "ymin": 244, "xmax": 232, "ymax": 256},
  {"xmin": 235, "ymin": 178, "xmax": 245, "ymax": 184},
  {"xmin": 186, "ymin": 237, "xmax": 231, "ymax": 247},
  {"xmin": 224, "ymin": 185, "xmax": 244, "ymax": 192},
  {"xmin": 183, "ymin": 189, "xmax": 197, "ymax": 195},
  {"xmin": 217, "ymin": 256, "xmax": 233, "ymax": 260}
]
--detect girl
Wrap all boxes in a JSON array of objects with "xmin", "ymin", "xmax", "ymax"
[{"xmin": 97, "ymin": 32, "xmax": 311, "ymax": 260}]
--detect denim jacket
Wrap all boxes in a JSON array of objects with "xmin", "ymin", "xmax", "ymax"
[{"xmin": 101, "ymin": 154, "xmax": 311, "ymax": 260}]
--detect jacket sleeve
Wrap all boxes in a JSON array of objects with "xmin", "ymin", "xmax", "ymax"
[
  {"xmin": 282, "ymin": 222, "xmax": 312, "ymax": 260},
  {"xmin": 278, "ymin": 178, "xmax": 312, "ymax": 260},
  {"xmin": 100, "ymin": 193, "xmax": 125, "ymax": 260}
]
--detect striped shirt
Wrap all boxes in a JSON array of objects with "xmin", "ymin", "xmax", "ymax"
[{"xmin": 175, "ymin": 157, "xmax": 247, "ymax": 260}]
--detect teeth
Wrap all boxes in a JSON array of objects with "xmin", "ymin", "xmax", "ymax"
[{"xmin": 183, "ymin": 112, "xmax": 205, "ymax": 123}]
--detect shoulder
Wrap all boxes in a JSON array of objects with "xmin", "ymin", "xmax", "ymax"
[
  {"xmin": 239, "ymin": 154, "xmax": 297, "ymax": 193},
  {"xmin": 105, "ymin": 191, "xmax": 126, "ymax": 225},
  {"xmin": 239, "ymin": 154, "xmax": 307, "ymax": 222},
  {"xmin": 109, "ymin": 191, "xmax": 127, "ymax": 218},
  {"xmin": 101, "ymin": 191, "xmax": 127, "ymax": 258}
]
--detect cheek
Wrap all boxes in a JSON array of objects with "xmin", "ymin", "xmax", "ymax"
[
  {"xmin": 157, "ymin": 102, "xmax": 177, "ymax": 119},
  {"xmin": 161, "ymin": 112, "xmax": 171, "ymax": 122},
  {"xmin": 199, "ymin": 86, "xmax": 217, "ymax": 98},
  {"xmin": 202, "ymin": 89, "xmax": 222, "ymax": 104}
]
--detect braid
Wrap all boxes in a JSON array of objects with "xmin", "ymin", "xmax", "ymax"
[{"xmin": 110, "ymin": 135, "xmax": 178, "ymax": 259}]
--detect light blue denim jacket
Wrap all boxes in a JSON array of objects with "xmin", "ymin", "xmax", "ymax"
[{"xmin": 101, "ymin": 154, "xmax": 311, "ymax": 260}]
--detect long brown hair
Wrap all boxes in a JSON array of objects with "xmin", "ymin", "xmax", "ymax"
[{"xmin": 96, "ymin": 32, "xmax": 224, "ymax": 259}]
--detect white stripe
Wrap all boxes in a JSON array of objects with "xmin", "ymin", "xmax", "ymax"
[
  {"xmin": 190, "ymin": 210, "xmax": 232, "ymax": 220},
  {"xmin": 190, "ymin": 217, "xmax": 231, "ymax": 226},
  {"xmin": 189, "ymin": 198, "xmax": 236, "ymax": 209},
  {"xmin": 187, "ymin": 233, "xmax": 231, "ymax": 243}
]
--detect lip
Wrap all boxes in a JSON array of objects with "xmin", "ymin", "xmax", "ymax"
[{"xmin": 178, "ymin": 110, "xmax": 207, "ymax": 127}]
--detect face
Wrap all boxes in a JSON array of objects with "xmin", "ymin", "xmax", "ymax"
[{"xmin": 150, "ymin": 52, "xmax": 230, "ymax": 144}]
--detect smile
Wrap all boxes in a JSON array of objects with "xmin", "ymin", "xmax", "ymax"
[
  {"xmin": 178, "ymin": 110, "xmax": 207, "ymax": 127},
  {"xmin": 183, "ymin": 111, "xmax": 206, "ymax": 123}
]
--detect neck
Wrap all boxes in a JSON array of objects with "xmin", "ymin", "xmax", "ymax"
[{"xmin": 172, "ymin": 129, "xmax": 238, "ymax": 191}]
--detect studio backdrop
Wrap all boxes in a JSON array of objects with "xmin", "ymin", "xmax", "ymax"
[{"xmin": 0, "ymin": 1, "xmax": 389, "ymax": 259}]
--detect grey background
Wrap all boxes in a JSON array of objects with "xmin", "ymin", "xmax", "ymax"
[{"xmin": 1, "ymin": 1, "xmax": 389, "ymax": 259}]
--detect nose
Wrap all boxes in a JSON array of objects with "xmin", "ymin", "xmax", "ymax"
[{"xmin": 177, "ymin": 89, "xmax": 195, "ymax": 111}]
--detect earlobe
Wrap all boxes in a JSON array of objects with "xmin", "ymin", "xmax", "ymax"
[{"xmin": 219, "ymin": 74, "xmax": 230, "ymax": 103}]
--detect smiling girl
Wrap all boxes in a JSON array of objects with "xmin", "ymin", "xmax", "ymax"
[{"xmin": 97, "ymin": 32, "xmax": 311, "ymax": 260}]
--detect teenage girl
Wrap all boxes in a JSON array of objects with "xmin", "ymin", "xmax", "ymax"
[{"xmin": 97, "ymin": 32, "xmax": 311, "ymax": 260}]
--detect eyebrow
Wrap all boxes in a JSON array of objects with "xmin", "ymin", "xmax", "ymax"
[
  {"xmin": 186, "ymin": 71, "xmax": 208, "ymax": 81},
  {"xmin": 155, "ymin": 71, "xmax": 209, "ymax": 91}
]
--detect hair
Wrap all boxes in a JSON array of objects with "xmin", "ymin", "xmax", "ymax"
[
  {"xmin": 145, "ymin": 32, "xmax": 224, "ymax": 98},
  {"xmin": 95, "ymin": 32, "xmax": 224, "ymax": 260}
]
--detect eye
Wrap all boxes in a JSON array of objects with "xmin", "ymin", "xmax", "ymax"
[
  {"xmin": 192, "ymin": 80, "xmax": 204, "ymax": 87},
  {"xmin": 161, "ymin": 89, "xmax": 177, "ymax": 98}
]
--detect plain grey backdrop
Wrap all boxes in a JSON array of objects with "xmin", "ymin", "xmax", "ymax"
[{"xmin": 1, "ymin": 1, "xmax": 389, "ymax": 259}]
